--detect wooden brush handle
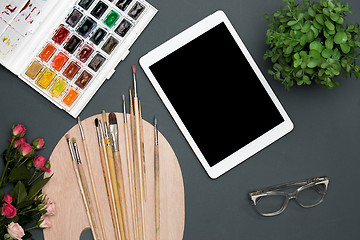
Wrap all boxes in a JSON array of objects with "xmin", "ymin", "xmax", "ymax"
[
  {"xmin": 134, "ymin": 97, "xmax": 146, "ymax": 240},
  {"xmin": 124, "ymin": 120, "xmax": 138, "ymax": 240},
  {"xmin": 83, "ymin": 140, "xmax": 107, "ymax": 240},
  {"xmin": 77, "ymin": 163, "xmax": 100, "ymax": 240},
  {"xmin": 114, "ymin": 151, "xmax": 130, "ymax": 240},
  {"xmin": 106, "ymin": 143, "xmax": 126, "ymax": 240},
  {"xmin": 155, "ymin": 144, "xmax": 160, "ymax": 240},
  {"xmin": 99, "ymin": 146, "xmax": 121, "ymax": 240}
]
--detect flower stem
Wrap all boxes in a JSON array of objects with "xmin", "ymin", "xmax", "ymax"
[
  {"xmin": 29, "ymin": 172, "xmax": 44, "ymax": 185},
  {"xmin": 0, "ymin": 161, "xmax": 10, "ymax": 187},
  {"xmin": 27, "ymin": 170, "xmax": 38, "ymax": 184}
]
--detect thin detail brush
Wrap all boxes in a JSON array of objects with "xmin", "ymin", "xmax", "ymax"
[
  {"xmin": 78, "ymin": 117, "xmax": 107, "ymax": 240},
  {"xmin": 122, "ymin": 95, "xmax": 138, "ymax": 240}
]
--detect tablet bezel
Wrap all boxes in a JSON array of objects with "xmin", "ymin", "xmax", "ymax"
[{"xmin": 140, "ymin": 10, "xmax": 294, "ymax": 179}]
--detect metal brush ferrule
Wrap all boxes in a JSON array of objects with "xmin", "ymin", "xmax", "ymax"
[
  {"xmin": 66, "ymin": 138, "xmax": 76, "ymax": 162},
  {"xmin": 110, "ymin": 124, "xmax": 119, "ymax": 152},
  {"xmin": 73, "ymin": 142, "xmax": 81, "ymax": 164},
  {"xmin": 95, "ymin": 124, "xmax": 102, "ymax": 147},
  {"xmin": 78, "ymin": 118, "xmax": 85, "ymax": 140}
]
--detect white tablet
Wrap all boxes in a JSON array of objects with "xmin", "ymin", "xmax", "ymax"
[{"xmin": 139, "ymin": 10, "xmax": 294, "ymax": 179}]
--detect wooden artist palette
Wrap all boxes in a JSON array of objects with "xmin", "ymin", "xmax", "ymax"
[
  {"xmin": 0, "ymin": 0, "xmax": 157, "ymax": 117},
  {"xmin": 42, "ymin": 113, "xmax": 185, "ymax": 239}
]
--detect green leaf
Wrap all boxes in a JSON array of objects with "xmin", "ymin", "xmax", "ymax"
[
  {"xmin": 264, "ymin": 14, "xmax": 270, "ymax": 21},
  {"xmin": 336, "ymin": 17, "xmax": 344, "ymax": 24},
  {"xmin": 310, "ymin": 41, "xmax": 324, "ymax": 52},
  {"xmin": 296, "ymin": 69, "xmax": 303, "ymax": 78},
  {"xmin": 332, "ymin": 48, "xmax": 341, "ymax": 60},
  {"xmin": 307, "ymin": 58, "xmax": 319, "ymax": 68},
  {"xmin": 8, "ymin": 168, "xmax": 31, "ymax": 183},
  {"xmin": 300, "ymin": 34, "xmax": 307, "ymax": 46},
  {"xmin": 306, "ymin": 30, "xmax": 314, "ymax": 42},
  {"xmin": 330, "ymin": 12, "xmax": 339, "ymax": 22},
  {"xmin": 325, "ymin": 21, "xmax": 335, "ymax": 31},
  {"xmin": 284, "ymin": 46, "xmax": 293, "ymax": 55},
  {"xmin": 28, "ymin": 175, "xmax": 52, "ymax": 199},
  {"xmin": 287, "ymin": 20, "xmax": 298, "ymax": 26},
  {"xmin": 16, "ymin": 200, "xmax": 35, "ymax": 209},
  {"xmin": 12, "ymin": 181, "xmax": 27, "ymax": 205},
  {"xmin": 308, "ymin": 7, "xmax": 316, "ymax": 17},
  {"xmin": 334, "ymin": 32, "xmax": 347, "ymax": 44},
  {"xmin": 309, "ymin": 49, "xmax": 321, "ymax": 58},
  {"xmin": 325, "ymin": 38, "xmax": 334, "ymax": 49},
  {"xmin": 340, "ymin": 43, "xmax": 351, "ymax": 53},
  {"xmin": 315, "ymin": 14, "xmax": 324, "ymax": 25},
  {"xmin": 303, "ymin": 75, "xmax": 311, "ymax": 85},
  {"xmin": 321, "ymin": 48, "xmax": 333, "ymax": 58}
]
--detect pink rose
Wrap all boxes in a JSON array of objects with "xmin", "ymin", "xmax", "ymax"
[
  {"xmin": 33, "ymin": 155, "xmax": 47, "ymax": 169},
  {"xmin": 39, "ymin": 215, "xmax": 52, "ymax": 228},
  {"xmin": 19, "ymin": 143, "xmax": 33, "ymax": 157},
  {"xmin": 3, "ymin": 194, "xmax": 12, "ymax": 204},
  {"xmin": 41, "ymin": 167, "xmax": 51, "ymax": 173},
  {"xmin": 32, "ymin": 138, "xmax": 45, "ymax": 149},
  {"xmin": 45, "ymin": 199, "xmax": 56, "ymax": 216},
  {"xmin": 2, "ymin": 203, "xmax": 17, "ymax": 218},
  {"xmin": 11, "ymin": 124, "xmax": 26, "ymax": 138},
  {"xmin": 7, "ymin": 222, "xmax": 25, "ymax": 240},
  {"xmin": 8, "ymin": 138, "xmax": 27, "ymax": 148}
]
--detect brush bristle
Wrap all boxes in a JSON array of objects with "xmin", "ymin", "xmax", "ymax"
[
  {"xmin": 72, "ymin": 137, "xmax": 76, "ymax": 144},
  {"xmin": 65, "ymin": 134, "xmax": 69, "ymax": 140},
  {"xmin": 95, "ymin": 118, "xmax": 99, "ymax": 127},
  {"xmin": 109, "ymin": 112, "xmax": 117, "ymax": 124},
  {"xmin": 132, "ymin": 65, "xmax": 136, "ymax": 73}
]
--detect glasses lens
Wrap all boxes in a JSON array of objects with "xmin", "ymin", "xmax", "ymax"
[
  {"xmin": 297, "ymin": 183, "xmax": 326, "ymax": 207},
  {"xmin": 255, "ymin": 194, "xmax": 287, "ymax": 215}
]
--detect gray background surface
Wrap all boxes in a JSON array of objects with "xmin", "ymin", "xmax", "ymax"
[{"xmin": 1, "ymin": 0, "xmax": 360, "ymax": 239}]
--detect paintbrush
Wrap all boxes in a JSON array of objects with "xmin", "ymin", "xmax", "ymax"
[
  {"xmin": 109, "ymin": 112, "xmax": 129, "ymax": 240},
  {"xmin": 139, "ymin": 99, "xmax": 147, "ymax": 201},
  {"xmin": 154, "ymin": 115, "xmax": 160, "ymax": 240},
  {"xmin": 129, "ymin": 87, "xmax": 142, "ymax": 239},
  {"xmin": 132, "ymin": 65, "xmax": 146, "ymax": 240},
  {"xmin": 95, "ymin": 118, "xmax": 121, "ymax": 240},
  {"xmin": 78, "ymin": 117, "xmax": 107, "ymax": 240},
  {"xmin": 133, "ymin": 66, "xmax": 146, "ymax": 199},
  {"xmin": 122, "ymin": 94, "xmax": 138, "ymax": 239},
  {"xmin": 102, "ymin": 110, "xmax": 126, "ymax": 240},
  {"xmin": 66, "ymin": 135, "xmax": 100, "ymax": 240}
]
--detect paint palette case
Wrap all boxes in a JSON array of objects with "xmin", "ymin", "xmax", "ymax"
[{"xmin": 0, "ymin": 0, "xmax": 157, "ymax": 117}]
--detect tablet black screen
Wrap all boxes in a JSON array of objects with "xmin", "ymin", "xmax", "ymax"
[{"xmin": 149, "ymin": 22, "xmax": 284, "ymax": 167}]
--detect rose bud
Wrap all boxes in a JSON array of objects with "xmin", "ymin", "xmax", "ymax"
[
  {"xmin": 3, "ymin": 194, "xmax": 12, "ymax": 204},
  {"xmin": 39, "ymin": 215, "xmax": 52, "ymax": 228},
  {"xmin": 2, "ymin": 203, "xmax": 17, "ymax": 218},
  {"xmin": 19, "ymin": 143, "xmax": 33, "ymax": 157},
  {"xmin": 41, "ymin": 167, "xmax": 51, "ymax": 173},
  {"xmin": 33, "ymin": 155, "xmax": 47, "ymax": 169},
  {"xmin": 8, "ymin": 138, "xmax": 27, "ymax": 148},
  {"xmin": 44, "ymin": 199, "xmax": 56, "ymax": 216},
  {"xmin": 32, "ymin": 138, "xmax": 45, "ymax": 149},
  {"xmin": 26, "ymin": 160, "xmax": 33, "ymax": 169},
  {"xmin": 11, "ymin": 124, "xmax": 26, "ymax": 138},
  {"xmin": 7, "ymin": 222, "xmax": 25, "ymax": 240}
]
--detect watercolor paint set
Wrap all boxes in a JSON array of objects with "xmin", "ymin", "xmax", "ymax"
[{"xmin": 0, "ymin": 0, "xmax": 157, "ymax": 117}]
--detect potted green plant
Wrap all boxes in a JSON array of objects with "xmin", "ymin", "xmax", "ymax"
[{"xmin": 264, "ymin": 0, "xmax": 360, "ymax": 90}]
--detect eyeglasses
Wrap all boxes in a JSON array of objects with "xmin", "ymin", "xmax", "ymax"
[{"xmin": 249, "ymin": 176, "xmax": 329, "ymax": 216}]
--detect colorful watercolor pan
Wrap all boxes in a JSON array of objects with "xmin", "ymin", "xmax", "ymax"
[{"xmin": 0, "ymin": 0, "xmax": 157, "ymax": 117}]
